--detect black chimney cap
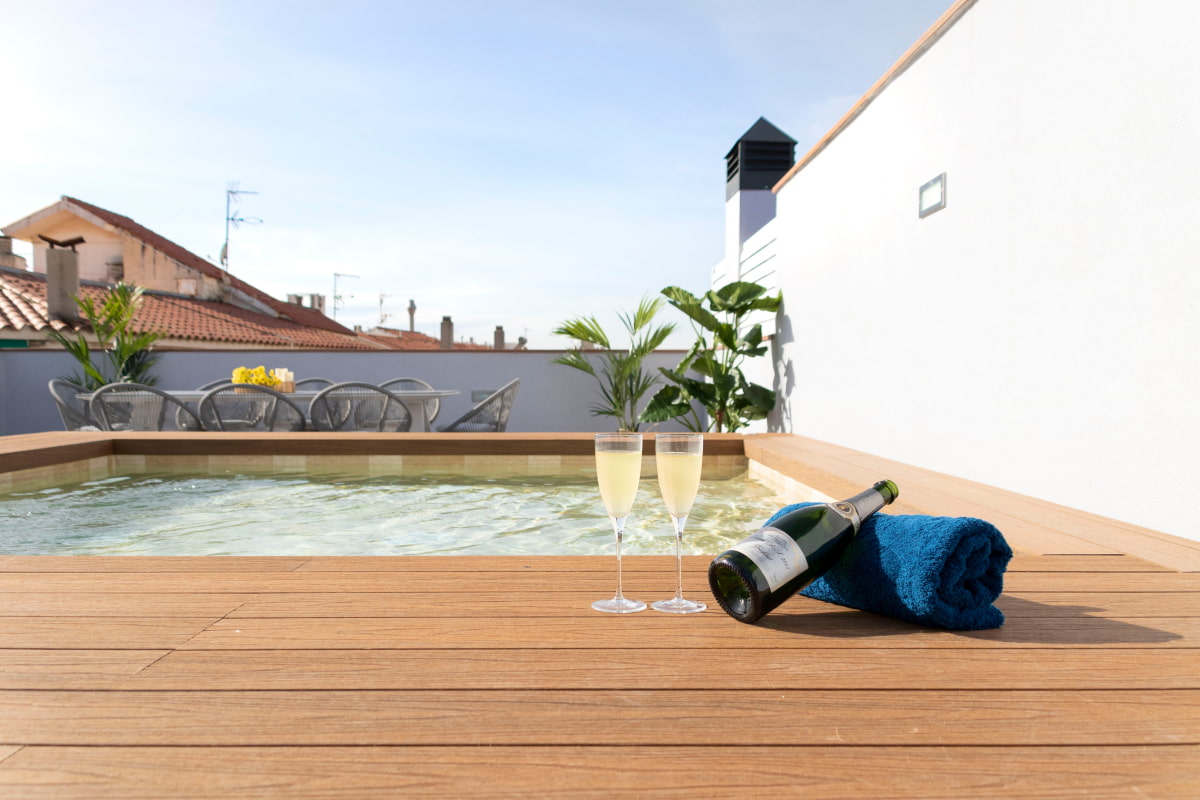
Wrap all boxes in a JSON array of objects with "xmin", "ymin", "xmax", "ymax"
[{"xmin": 725, "ymin": 117, "xmax": 797, "ymax": 198}]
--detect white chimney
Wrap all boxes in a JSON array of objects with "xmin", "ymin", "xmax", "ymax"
[
  {"xmin": 309, "ymin": 294, "xmax": 326, "ymax": 314},
  {"xmin": 46, "ymin": 248, "xmax": 81, "ymax": 322},
  {"xmin": 287, "ymin": 294, "xmax": 303, "ymax": 305}
]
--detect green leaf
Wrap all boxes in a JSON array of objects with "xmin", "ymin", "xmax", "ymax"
[
  {"xmin": 661, "ymin": 286, "xmax": 721, "ymax": 331},
  {"xmin": 552, "ymin": 316, "xmax": 610, "ymax": 349},
  {"xmin": 638, "ymin": 385, "xmax": 692, "ymax": 423}
]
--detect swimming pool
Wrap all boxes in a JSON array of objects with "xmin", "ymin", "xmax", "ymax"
[{"xmin": 1, "ymin": 462, "xmax": 787, "ymax": 556}]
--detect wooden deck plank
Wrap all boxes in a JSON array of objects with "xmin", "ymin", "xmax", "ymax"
[
  {"xmin": 173, "ymin": 614, "xmax": 1200, "ymax": 650},
  {"xmin": 212, "ymin": 589, "xmax": 1200, "ymax": 619},
  {"xmin": 0, "ymin": 594, "xmax": 253, "ymax": 617},
  {"xmin": 0, "ymin": 569, "xmax": 1193, "ymax": 593},
  {"xmin": 0, "ymin": 745, "xmax": 1195, "ymax": 800},
  {"xmin": 0, "ymin": 553, "xmax": 1174, "ymax": 574},
  {"xmin": 0, "ymin": 652, "xmax": 169, "ymax": 689},
  {"xmin": 0, "ymin": 618, "xmax": 223, "ymax": 649},
  {"xmin": 0, "ymin": 557, "xmax": 309, "ymax": 573},
  {"xmin": 1, "ymin": 689, "xmax": 1196, "ymax": 746},
  {"xmin": 124, "ymin": 647, "xmax": 1200, "ymax": 691}
]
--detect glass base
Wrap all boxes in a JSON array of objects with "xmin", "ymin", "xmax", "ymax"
[
  {"xmin": 592, "ymin": 596, "xmax": 647, "ymax": 614},
  {"xmin": 652, "ymin": 597, "xmax": 707, "ymax": 614}
]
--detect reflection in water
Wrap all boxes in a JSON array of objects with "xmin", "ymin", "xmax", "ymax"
[{"xmin": 0, "ymin": 465, "xmax": 788, "ymax": 556}]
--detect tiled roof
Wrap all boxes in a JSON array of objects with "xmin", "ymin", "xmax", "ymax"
[
  {"xmin": 63, "ymin": 196, "xmax": 353, "ymax": 336},
  {"xmin": 0, "ymin": 266, "xmax": 380, "ymax": 350},
  {"xmin": 359, "ymin": 328, "xmax": 492, "ymax": 351}
]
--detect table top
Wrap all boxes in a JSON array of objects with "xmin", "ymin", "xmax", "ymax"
[
  {"xmin": 0, "ymin": 552, "xmax": 1195, "ymax": 797},
  {"xmin": 80, "ymin": 387, "xmax": 460, "ymax": 402}
]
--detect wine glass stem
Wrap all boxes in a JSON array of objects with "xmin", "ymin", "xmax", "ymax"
[
  {"xmin": 611, "ymin": 515, "xmax": 627, "ymax": 599},
  {"xmin": 672, "ymin": 514, "xmax": 687, "ymax": 601}
]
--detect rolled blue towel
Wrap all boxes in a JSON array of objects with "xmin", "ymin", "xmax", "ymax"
[{"xmin": 764, "ymin": 503, "xmax": 1013, "ymax": 630}]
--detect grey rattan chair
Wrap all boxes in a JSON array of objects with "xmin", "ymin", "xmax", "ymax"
[
  {"xmin": 48, "ymin": 379, "xmax": 101, "ymax": 431},
  {"xmin": 196, "ymin": 378, "xmax": 233, "ymax": 391},
  {"xmin": 378, "ymin": 376, "xmax": 440, "ymax": 425},
  {"xmin": 89, "ymin": 383, "xmax": 202, "ymax": 432},
  {"xmin": 310, "ymin": 382, "xmax": 412, "ymax": 432},
  {"xmin": 198, "ymin": 384, "xmax": 306, "ymax": 432},
  {"xmin": 437, "ymin": 378, "xmax": 519, "ymax": 432}
]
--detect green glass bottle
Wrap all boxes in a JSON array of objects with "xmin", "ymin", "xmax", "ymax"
[{"xmin": 708, "ymin": 480, "xmax": 899, "ymax": 624}]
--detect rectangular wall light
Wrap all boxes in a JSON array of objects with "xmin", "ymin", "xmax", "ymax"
[{"xmin": 919, "ymin": 172, "xmax": 947, "ymax": 218}]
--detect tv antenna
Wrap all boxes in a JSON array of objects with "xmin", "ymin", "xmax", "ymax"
[
  {"xmin": 332, "ymin": 272, "xmax": 359, "ymax": 320},
  {"xmin": 221, "ymin": 181, "xmax": 262, "ymax": 271},
  {"xmin": 378, "ymin": 293, "xmax": 392, "ymax": 326}
]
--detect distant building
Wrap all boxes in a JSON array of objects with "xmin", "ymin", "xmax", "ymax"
[{"xmin": 0, "ymin": 196, "xmax": 501, "ymax": 351}]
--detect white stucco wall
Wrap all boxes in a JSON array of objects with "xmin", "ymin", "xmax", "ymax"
[{"xmin": 768, "ymin": 0, "xmax": 1200, "ymax": 540}]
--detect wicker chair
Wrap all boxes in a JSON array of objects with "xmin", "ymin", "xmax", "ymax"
[
  {"xmin": 294, "ymin": 377, "xmax": 334, "ymax": 391},
  {"xmin": 198, "ymin": 384, "xmax": 306, "ymax": 432},
  {"xmin": 437, "ymin": 378, "xmax": 519, "ymax": 433},
  {"xmin": 89, "ymin": 383, "xmax": 202, "ymax": 432},
  {"xmin": 378, "ymin": 376, "xmax": 441, "ymax": 425},
  {"xmin": 196, "ymin": 378, "xmax": 233, "ymax": 391},
  {"xmin": 310, "ymin": 382, "xmax": 412, "ymax": 432},
  {"xmin": 48, "ymin": 379, "xmax": 101, "ymax": 431}
]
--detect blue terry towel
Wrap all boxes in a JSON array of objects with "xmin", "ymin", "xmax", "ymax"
[{"xmin": 764, "ymin": 503, "xmax": 1013, "ymax": 630}]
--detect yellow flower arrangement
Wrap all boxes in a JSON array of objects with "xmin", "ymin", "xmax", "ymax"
[{"xmin": 231, "ymin": 365, "xmax": 281, "ymax": 387}]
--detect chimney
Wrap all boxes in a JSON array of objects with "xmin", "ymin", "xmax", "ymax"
[
  {"xmin": 494, "ymin": 326, "xmax": 505, "ymax": 350},
  {"xmin": 309, "ymin": 294, "xmax": 326, "ymax": 314},
  {"xmin": 407, "ymin": 299, "xmax": 417, "ymax": 332},
  {"xmin": 0, "ymin": 237, "xmax": 28, "ymax": 271},
  {"xmin": 46, "ymin": 247, "xmax": 81, "ymax": 322},
  {"xmin": 287, "ymin": 294, "xmax": 303, "ymax": 305},
  {"xmin": 724, "ymin": 117, "xmax": 796, "ymax": 267},
  {"xmin": 440, "ymin": 316, "xmax": 453, "ymax": 350}
]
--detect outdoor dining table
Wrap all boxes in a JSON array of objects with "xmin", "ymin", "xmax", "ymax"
[{"xmin": 82, "ymin": 387, "xmax": 460, "ymax": 432}]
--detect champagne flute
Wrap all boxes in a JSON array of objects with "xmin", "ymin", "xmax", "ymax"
[
  {"xmin": 592, "ymin": 432, "xmax": 647, "ymax": 613},
  {"xmin": 652, "ymin": 433, "xmax": 707, "ymax": 613}
]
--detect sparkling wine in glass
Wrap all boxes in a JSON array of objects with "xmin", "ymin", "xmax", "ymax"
[
  {"xmin": 652, "ymin": 433, "xmax": 707, "ymax": 614},
  {"xmin": 592, "ymin": 432, "xmax": 647, "ymax": 613}
]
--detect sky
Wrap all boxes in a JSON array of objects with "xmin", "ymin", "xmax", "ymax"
[{"xmin": 1, "ymin": 0, "xmax": 951, "ymax": 349}]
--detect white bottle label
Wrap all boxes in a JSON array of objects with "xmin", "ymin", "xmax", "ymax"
[{"xmin": 729, "ymin": 527, "xmax": 809, "ymax": 592}]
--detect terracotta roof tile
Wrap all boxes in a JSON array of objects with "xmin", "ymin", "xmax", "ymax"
[
  {"xmin": 0, "ymin": 266, "xmax": 379, "ymax": 350},
  {"xmin": 63, "ymin": 196, "xmax": 355, "ymax": 337},
  {"xmin": 359, "ymin": 328, "xmax": 493, "ymax": 351}
]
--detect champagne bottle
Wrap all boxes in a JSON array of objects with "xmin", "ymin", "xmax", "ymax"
[{"xmin": 708, "ymin": 480, "xmax": 899, "ymax": 624}]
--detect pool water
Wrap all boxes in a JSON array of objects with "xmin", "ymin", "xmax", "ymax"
[{"xmin": 0, "ymin": 467, "xmax": 788, "ymax": 556}]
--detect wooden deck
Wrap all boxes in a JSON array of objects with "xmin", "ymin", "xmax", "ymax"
[{"xmin": 0, "ymin": 432, "xmax": 1197, "ymax": 797}]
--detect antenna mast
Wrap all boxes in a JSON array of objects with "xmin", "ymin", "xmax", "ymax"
[
  {"xmin": 221, "ymin": 181, "xmax": 262, "ymax": 271},
  {"xmin": 332, "ymin": 272, "xmax": 360, "ymax": 320},
  {"xmin": 379, "ymin": 293, "xmax": 392, "ymax": 326}
]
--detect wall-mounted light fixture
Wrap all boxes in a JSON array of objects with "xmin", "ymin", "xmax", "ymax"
[{"xmin": 919, "ymin": 172, "xmax": 946, "ymax": 218}]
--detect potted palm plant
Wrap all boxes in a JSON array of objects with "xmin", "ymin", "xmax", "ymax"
[{"xmin": 552, "ymin": 296, "xmax": 676, "ymax": 432}]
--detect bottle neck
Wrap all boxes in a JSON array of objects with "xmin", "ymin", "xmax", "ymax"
[{"xmin": 829, "ymin": 481, "xmax": 897, "ymax": 532}]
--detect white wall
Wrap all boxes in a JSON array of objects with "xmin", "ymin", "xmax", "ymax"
[{"xmin": 768, "ymin": 0, "xmax": 1200, "ymax": 540}]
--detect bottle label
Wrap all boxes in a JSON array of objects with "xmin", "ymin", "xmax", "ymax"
[{"xmin": 729, "ymin": 527, "xmax": 810, "ymax": 592}]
